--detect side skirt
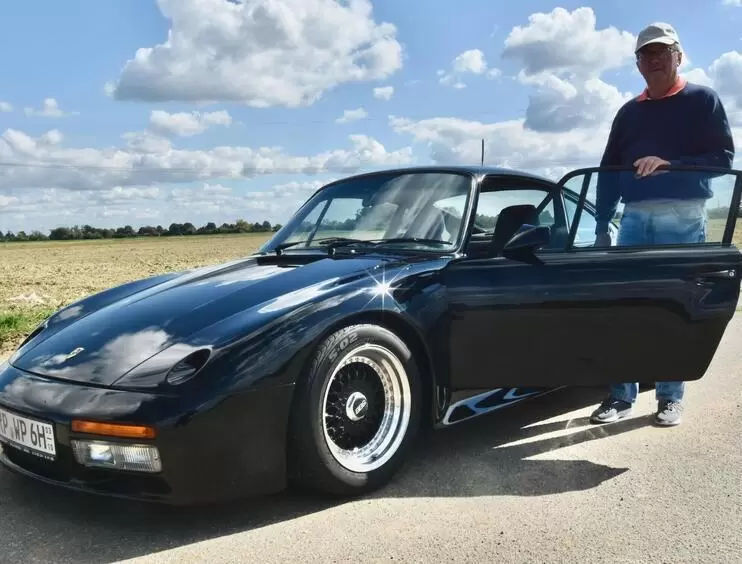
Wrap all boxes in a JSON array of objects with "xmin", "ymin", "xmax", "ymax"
[{"xmin": 435, "ymin": 386, "xmax": 564, "ymax": 427}]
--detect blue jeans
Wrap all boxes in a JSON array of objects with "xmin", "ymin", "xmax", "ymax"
[
  {"xmin": 610, "ymin": 199, "xmax": 707, "ymax": 403},
  {"xmin": 616, "ymin": 198, "xmax": 707, "ymax": 246}
]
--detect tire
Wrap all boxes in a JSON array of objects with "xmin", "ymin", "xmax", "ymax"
[{"xmin": 287, "ymin": 323, "xmax": 422, "ymax": 497}]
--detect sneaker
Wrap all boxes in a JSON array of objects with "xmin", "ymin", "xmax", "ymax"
[
  {"xmin": 655, "ymin": 400, "xmax": 682, "ymax": 426},
  {"xmin": 590, "ymin": 397, "xmax": 633, "ymax": 424}
]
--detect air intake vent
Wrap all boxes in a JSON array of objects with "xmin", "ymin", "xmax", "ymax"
[{"xmin": 165, "ymin": 348, "xmax": 211, "ymax": 385}]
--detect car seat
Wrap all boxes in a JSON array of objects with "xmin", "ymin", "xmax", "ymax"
[{"xmin": 489, "ymin": 204, "xmax": 539, "ymax": 257}]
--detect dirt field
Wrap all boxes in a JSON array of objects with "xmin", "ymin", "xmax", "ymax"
[
  {"xmin": 1, "ymin": 219, "xmax": 741, "ymax": 358},
  {"xmin": 0, "ymin": 233, "xmax": 272, "ymax": 357}
]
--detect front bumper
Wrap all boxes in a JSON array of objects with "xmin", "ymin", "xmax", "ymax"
[{"xmin": 0, "ymin": 361, "xmax": 294, "ymax": 505}]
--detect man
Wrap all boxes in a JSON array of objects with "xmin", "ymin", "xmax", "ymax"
[{"xmin": 590, "ymin": 22, "xmax": 735, "ymax": 426}]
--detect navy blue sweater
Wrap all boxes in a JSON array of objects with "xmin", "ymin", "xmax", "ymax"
[{"xmin": 595, "ymin": 82, "xmax": 735, "ymax": 233}]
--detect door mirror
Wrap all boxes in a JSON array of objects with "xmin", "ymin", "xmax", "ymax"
[{"xmin": 502, "ymin": 224, "xmax": 550, "ymax": 263}]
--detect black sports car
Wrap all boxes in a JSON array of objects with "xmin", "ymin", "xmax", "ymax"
[{"xmin": 1, "ymin": 164, "xmax": 740, "ymax": 505}]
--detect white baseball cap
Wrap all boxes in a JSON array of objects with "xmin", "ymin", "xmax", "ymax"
[{"xmin": 635, "ymin": 22, "xmax": 681, "ymax": 53}]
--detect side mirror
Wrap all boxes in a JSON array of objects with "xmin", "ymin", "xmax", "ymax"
[{"xmin": 502, "ymin": 224, "xmax": 550, "ymax": 264}]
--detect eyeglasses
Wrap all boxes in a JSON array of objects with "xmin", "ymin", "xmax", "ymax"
[{"xmin": 636, "ymin": 45, "xmax": 677, "ymax": 62}]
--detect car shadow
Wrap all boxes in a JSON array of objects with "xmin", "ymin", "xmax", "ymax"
[
  {"xmin": 376, "ymin": 386, "xmax": 651, "ymax": 499},
  {"xmin": 1, "ymin": 386, "xmax": 654, "ymax": 564}
]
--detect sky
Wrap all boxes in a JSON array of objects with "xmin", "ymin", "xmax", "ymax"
[{"xmin": 2, "ymin": 0, "xmax": 742, "ymax": 234}]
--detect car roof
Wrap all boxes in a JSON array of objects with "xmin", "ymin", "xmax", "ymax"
[{"xmin": 324, "ymin": 164, "xmax": 557, "ymax": 187}]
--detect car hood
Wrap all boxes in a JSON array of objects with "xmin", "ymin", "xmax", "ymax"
[{"xmin": 10, "ymin": 252, "xmax": 427, "ymax": 386}]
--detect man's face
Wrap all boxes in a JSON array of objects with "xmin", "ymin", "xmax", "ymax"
[{"xmin": 636, "ymin": 42, "xmax": 681, "ymax": 86}]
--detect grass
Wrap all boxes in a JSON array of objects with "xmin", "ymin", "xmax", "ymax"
[
  {"xmin": 0, "ymin": 233, "xmax": 272, "ymax": 358},
  {"xmin": 0, "ymin": 309, "xmax": 57, "ymax": 349},
  {"xmin": 2, "ymin": 219, "xmax": 741, "ymax": 360}
]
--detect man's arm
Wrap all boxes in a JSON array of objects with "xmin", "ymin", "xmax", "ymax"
[
  {"xmin": 669, "ymin": 89, "xmax": 735, "ymax": 170},
  {"xmin": 595, "ymin": 111, "xmax": 623, "ymax": 235}
]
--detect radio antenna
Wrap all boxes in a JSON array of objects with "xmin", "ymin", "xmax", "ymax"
[{"xmin": 480, "ymin": 138, "xmax": 485, "ymax": 167}]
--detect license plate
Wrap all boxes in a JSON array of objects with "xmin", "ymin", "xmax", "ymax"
[{"xmin": 0, "ymin": 406, "xmax": 56, "ymax": 460}]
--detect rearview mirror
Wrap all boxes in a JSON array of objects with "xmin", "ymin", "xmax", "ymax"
[{"xmin": 502, "ymin": 224, "xmax": 550, "ymax": 264}]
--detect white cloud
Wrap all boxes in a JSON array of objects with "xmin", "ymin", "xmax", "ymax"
[
  {"xmin": 389, "ymin": 114, "xmax": 610, "ymax": 179},
  {"xmin": 149, "ymin": 110, "xmax": 232, "ymax": 137},
  {"xmin": 166, "ymin": 183, "xmax": 234, "ymax": 209},
  {"xmin": 98, "ymin": 186, "xmax": 161, "ymax": 202},
  {"xmin": 647, "ymin": 49, "xmax": 742, "ymax": 128},
  {"xmin": 705, "ymin": 51, "xmax": 742, "ymax": 125},
  {"xmin": 268, "ymin": 180, "xmax": 325, "ymax": 198},
  {"xmin": 373, "ymin": 86, "xmax": 394, "ymax": 100},
  {"xmin": 0, "ymin": 102, "xmax": 12, "ymax": 113},
  {"xmin": 389, "ymin": 38, "xmax": 742, "ymax": 178},
  {"xmin": 496, "ymin": 7, "xmax": 637, "ymax": 133},
  {"xmin": 38, "ymin": 130, "xmax": 64, "ymax": 146},
  {"xmin": 438, "ymin": 70, "xmax": 466, "ymax": 89},
  {"xmin": 382, "ymin": 11, "xmax": 646, "ymax": 176},
  {"xmin": 336, "ymin": 108, "xmax": 368, "ymax": 123},
  {"xmin": 519, "ymin": 72, "xmax": 633, "ymax": 132},
  {"xmin": 0, "ymin": 77, "xmax": 415, "ymax": 232},
  {"xmin": 0, "ymin": 128, "xmax": 413, "ymax": 196},
  {"xmin": 9, "ymin": 6, "xmax": 742, "ymax": 236},
  {"xmin": 163, "ymin": 179, "xmax": 325, "ymax": 218},
  {"xmin": 502, "ymin": 7, "xmax": 635, "ymax": 79},
  {"xmin": 0, "ymin": 194, "xmax": 18, "ymax": 207},
  {"xmin": 0, "ymin": 186, "xmax": 170, "ymax": 230},
  {"xmin": 121, "ymin": 130, "xmax": 173, "ymax": 154},
  {"xmin": 0, "ymin": 177, "xmax": 334, "ymax": 233},
  {"xmin": 0, "ymin": 126, "xmax": 412, "ymax": 232},
  {"xmin": 109, "ymin": 0, "xmax": 403, "ymax": 108},
  {"xmin": 439, "ymin": 48, "xmax": 500, "ymax": 88},
  {"xmin": 684, "ymin": 67, "xmax": 713, "ymax": 87},
  {"xmin": 24, "ymin": 98, "xmax": 77, "ymax": 118},
  {"xmin": 453, "ymin": 49, "xmax": 488, "ymax": 74}
]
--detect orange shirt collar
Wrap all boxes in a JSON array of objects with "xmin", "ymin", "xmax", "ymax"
[{"xmin": 636, "ymin": 76, "xmax": 687, "ymax": 101}]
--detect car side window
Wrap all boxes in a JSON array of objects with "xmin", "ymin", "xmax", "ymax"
[
  {"xmin": 472, "ymin": 189, "xmax": 556, "ymax": 238},
  {"xmin": 460, "ymin": 186, "xmax": 561, "ymax": 257},
  {"xmin": 563, "ymin": 194, "xmax": 598, "ymax": 248},
  {"xmin": 561, "ymin": 168, "xmax": 740, "ymax": 250}
]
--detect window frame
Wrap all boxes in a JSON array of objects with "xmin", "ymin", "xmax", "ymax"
[
  {"xmin": 556, "ymin": 164, "xmax": 742, "ymax": 253},
  {"xmin": 462, "ymin": 174, "xmax": 570, "ymax": 256}
]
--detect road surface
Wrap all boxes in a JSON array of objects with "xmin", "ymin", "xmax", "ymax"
[{"xmin": 0, "ymin": 317, "xmax": 740, "ymax": 564}]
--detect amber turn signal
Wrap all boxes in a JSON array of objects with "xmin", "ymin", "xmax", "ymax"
[{"xmin": 71, "ymin": 420, "xmax": 156, "ymax": 439}]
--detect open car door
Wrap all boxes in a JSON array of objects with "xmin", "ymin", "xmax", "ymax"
[{"xmin": 445, "ymin": 164, "xmax": 742, "ymax": 390}]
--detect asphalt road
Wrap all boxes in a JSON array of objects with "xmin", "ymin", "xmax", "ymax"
[{"xmin": 1, "ymin": 318, "xmax": 741, "ymax": 564}]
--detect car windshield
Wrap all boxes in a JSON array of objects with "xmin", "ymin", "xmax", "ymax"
[{"xmin": 260, "ymin": 170, "xmax": 473, "ymax": 253}]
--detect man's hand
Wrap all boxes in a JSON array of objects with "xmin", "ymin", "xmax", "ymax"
[{"xmin": 634, "ymin": 156, "xmax": 670, "ymax": 177}]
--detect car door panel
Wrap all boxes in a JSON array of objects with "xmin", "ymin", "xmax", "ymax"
[
  {"xmin": 446, "ymin": 248, "xmax": 741, "ymax": 389},
  {"xmin": 445, "ymin": 165, "xmax": 742, "ymax": 390}
]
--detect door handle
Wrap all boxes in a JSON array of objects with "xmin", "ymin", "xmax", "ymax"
[{"xmin": 695, "ymin": 269, "xmax": 737, "ymax": 280}]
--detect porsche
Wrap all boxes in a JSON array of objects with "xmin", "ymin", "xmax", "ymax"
[{"xmin": 0, "ymin": 163, "xmax": 740, "ymax": 505}]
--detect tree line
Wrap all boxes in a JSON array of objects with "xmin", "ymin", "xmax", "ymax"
[
  {"xmin": 0, "ymin": 219, "xmax": 283, "ymax": 243},
  {"xmin": 2, "ymin": 204, "xmax": 739, "ymax": 243}
]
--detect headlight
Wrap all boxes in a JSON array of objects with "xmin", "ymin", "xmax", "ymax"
[
  {"xmin": 165, "ymin": 348, "xmax": 212, "ymax": 385},
  {"xmin": 71, "ymin": 440, "xmax": 162, "ymax": 473},
  {"xmin": 20, "ymin": 320, "xmax": 47, "ymax": 346},
  {"xmin": 10, "ymin": 318, "xmax": 49, "ymax": 362},
  {"xmin": 111, "ymin": 344, "xmax": 213, "ymax": 389}
]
